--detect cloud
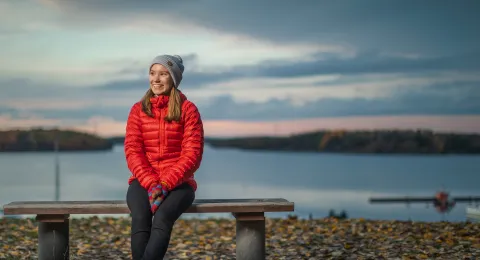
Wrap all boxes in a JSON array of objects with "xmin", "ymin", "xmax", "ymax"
[
  {"xmin": 0, "ymin": 114, "xmax": 62, "ymax": 130},
  {"xmin": 2, "ymin": 76, "xmax": 479, "ymax": 125},
  {"xmin": 35, "ymin": 0, "xmax": 480, "ymax": 56},
  {"xmin": 92, "ymin": 50, "xmax": 480, "ymax": 94},
  {"xmin": 1, "ymin": 0, "xmax": 479, "ymax": 137},
  {"xmin": 3, "ymin": 51, "xmax": 479, "ymax": 118},
  {"xmin": 204, "ymin": 115, "xmax": 480, "ymax": 137},
  {"xmin": 3, "ymin": 1, "xmax": 478, "ymax": 97},
  {"xmin": 252, "ymin": 51, "xmax": 480, "ymax": 78},
  {"xmin": 198, "ymin": 82, "xmax": 480, "ymax": 121},
  {"xmin": 1, "ymin": 58, "xmax": 479, "ymax": 122}
]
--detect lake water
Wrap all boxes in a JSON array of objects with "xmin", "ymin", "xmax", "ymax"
[{"xmin": 1, "ymin": 144, "xmax": 479, "ymax": 222}]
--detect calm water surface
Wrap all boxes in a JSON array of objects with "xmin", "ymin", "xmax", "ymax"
[{"xmin": 1, "ymin": 145, "xmax": 479, "ymax": 222}]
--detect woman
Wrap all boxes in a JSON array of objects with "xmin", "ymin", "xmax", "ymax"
[{"xmin": 124, "ymin": 54, "xmax": 204, "ymax": 260}]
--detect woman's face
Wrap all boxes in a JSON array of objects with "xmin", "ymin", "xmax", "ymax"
[{"xmin": 149, "ymin": 64, "xmax": 173, "ymax": 95}]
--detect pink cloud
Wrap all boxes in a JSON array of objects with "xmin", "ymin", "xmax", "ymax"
[
  {"xmin": 202, "ymin": 115, "xmax": 480, "ymax": 137},
  {"xmin": 0, "ymin": 114, "xmax": 60, "ymax": 128},
  {"xmin": 2, "ymin": 114, "xmax": 480, "ymax": 137}
]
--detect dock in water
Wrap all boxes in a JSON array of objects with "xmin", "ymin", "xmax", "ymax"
[{"xmin": 467, "ymin": 206, "xmax": 480, "ymax": 222}]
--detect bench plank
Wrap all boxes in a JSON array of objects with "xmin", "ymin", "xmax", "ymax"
[{"xmin": 3, "ymin": 198, "xmax": 294, "ymax": 215}]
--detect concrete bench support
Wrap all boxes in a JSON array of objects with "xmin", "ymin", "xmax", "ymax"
[
  {"xmin": 36, "ymin": 214, "xmax": 70, "ymax": 260},
  {"xmin": 233, "ymin": 212, "xmax": 266, "ymax": 260}
]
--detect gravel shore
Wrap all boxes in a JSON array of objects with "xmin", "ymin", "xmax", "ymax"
[{"xmin": 1, "ymin": 216, "xmax": 478, "ymax": 259}]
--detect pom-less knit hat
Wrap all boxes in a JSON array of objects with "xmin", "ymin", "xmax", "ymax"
[{"xmin": 150, "ymin": 55, "xmax": 184, "ymax": 88}]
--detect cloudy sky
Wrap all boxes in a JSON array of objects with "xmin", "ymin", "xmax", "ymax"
[{"xmin": 1, "ymin": 0, "xmax": 479, "ymax": 137}]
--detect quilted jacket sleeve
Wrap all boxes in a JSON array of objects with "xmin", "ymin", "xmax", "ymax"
[
  {"xmin": 160, "ymin": 102, "xmax": 204, "ymax": 190},
  {"xmin": 124, "ymin": 103, "xmax": 158, "ymax": 190}
]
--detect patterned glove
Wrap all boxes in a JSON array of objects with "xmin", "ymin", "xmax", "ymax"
[{"xmin": 148, "ymin": 183, "xmax": 169, "ymax": 214}]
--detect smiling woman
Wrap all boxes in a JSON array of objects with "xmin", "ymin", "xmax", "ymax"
[{"xmin": 124, "ymin": 54, "xmax": 204, "ymax": 260}]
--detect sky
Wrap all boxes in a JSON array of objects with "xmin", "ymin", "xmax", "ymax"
[{"xmin": 1, "ymin": 0, "xmax": 480, "ymax": 137}]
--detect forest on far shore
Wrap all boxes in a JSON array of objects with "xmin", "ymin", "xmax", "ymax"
[
  {"xmin": 1, "ymin": 128, "xmax": 479, "ymax": 154},
  {"xmin": 204, "ymin": 129, "xmax": 480, "ymax": 154},
  {"xmin": 0, "ymin": 128, "xmax": 112, "ymax": 152}
]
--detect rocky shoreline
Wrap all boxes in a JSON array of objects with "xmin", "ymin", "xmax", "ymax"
[{"xmin": 0, "ymin": 216, "xmax": 478, "ymax": 259}]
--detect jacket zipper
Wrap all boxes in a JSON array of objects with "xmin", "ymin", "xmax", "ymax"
[{"xmin": 159, "ymin": 108, "xmax": 165, "ymax": 158}]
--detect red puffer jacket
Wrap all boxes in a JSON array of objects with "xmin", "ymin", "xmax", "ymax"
[{"xmin": 124, "ymin": 91, "xmax": 204, "ymax": 192}]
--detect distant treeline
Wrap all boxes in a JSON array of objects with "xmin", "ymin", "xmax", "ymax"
[
  {"xmin": 204, "ymin": 129, "xmax": 480, "ymax": 154},
  {"xmin": 108, "ymin": 136, "xmax": 125, "ymax": 144},
  {"xmin": 0, "ymin": 128, "xmax": 113, "ymax": 152},
  {"xmin": 9, "ymin": 128, "xmax": 478, "ymax": 154}
]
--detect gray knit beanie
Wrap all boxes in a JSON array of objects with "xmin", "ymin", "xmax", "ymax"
[{"xmin": 149, "ymin": 55, "xmax": 184, "ymax": 88}]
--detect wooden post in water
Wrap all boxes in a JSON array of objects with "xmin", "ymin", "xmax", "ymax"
[{"xmin": 54, "ymin": 132, "xmax": 60, "ymax": 201}]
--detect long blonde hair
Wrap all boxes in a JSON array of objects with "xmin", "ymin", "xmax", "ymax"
[{"xmin": 141, "ymin": 87, "xmax": 182, "ymax": 122}]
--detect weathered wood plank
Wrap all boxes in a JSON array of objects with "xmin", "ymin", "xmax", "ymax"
[
  {"xmin": 5, "ymin": 198, "xmax": 289, "ymax": 205},
  {"xmin": 3, "ymin": 198, "xmax": 294, "ymax": 215}
]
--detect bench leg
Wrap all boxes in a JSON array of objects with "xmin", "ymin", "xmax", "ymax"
[
  {"xmin": 233, "ymin": 212, "xmax": 265, "ymax": 260},
  {"xmin": 36, "ymin": 214, "xmax": 70, "ymax": 260}
]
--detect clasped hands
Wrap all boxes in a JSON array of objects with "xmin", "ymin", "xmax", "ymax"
[{"xmin": 148, "ymin": 181, "xmax": 169, "ymax": 214}]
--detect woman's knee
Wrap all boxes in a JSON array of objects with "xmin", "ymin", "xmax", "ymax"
[
  {"xmin": 173, "ymin": 183, "xmax": 195, "ymax": 202},
  {"xmin": 127, "ymin": 180, "xmax": 152, "ymax": 221},
  {"xmin": 168, "ymin": 184, "xmax": 195, "ymax": 213}
]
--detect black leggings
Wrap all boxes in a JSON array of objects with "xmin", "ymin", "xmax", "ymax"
[{"xmin": 126, "ymin": 179, "xmax": 195, "ymax": 260}]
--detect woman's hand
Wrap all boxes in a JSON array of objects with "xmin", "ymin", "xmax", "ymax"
[{"xmin": 148, "ymin": 183, "xmax": 169, "ymax": 214}]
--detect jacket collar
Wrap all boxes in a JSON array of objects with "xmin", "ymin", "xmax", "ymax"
[{"xmin": 150, "ymin": 90, "xmax": 187, "ymax": 108}]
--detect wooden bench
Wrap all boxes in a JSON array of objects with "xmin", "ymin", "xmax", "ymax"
[{"xmin": 3, "ymin": 198, "xmax": 294, "ymax": 260}]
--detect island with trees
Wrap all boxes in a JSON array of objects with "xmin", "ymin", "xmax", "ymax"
[
  {"xmin": 6, "ymin": 128, "xmax": 478, "ymax": 154},
  {"xmin": 0, "ymin": 128, "xmax": 113, "ymax": 152},
  {"xmin": 204, "ymin": 129, "xmax": 480, "ymax": 154}
]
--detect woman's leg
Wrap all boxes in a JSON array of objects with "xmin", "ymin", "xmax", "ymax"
[
  {"xmin": 126, "ymin": 179, "xmax": 153, "ymax": 260},
  {"xmin": 142, "ymin": 183, "xmax": 195, "ymax": 260}
]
